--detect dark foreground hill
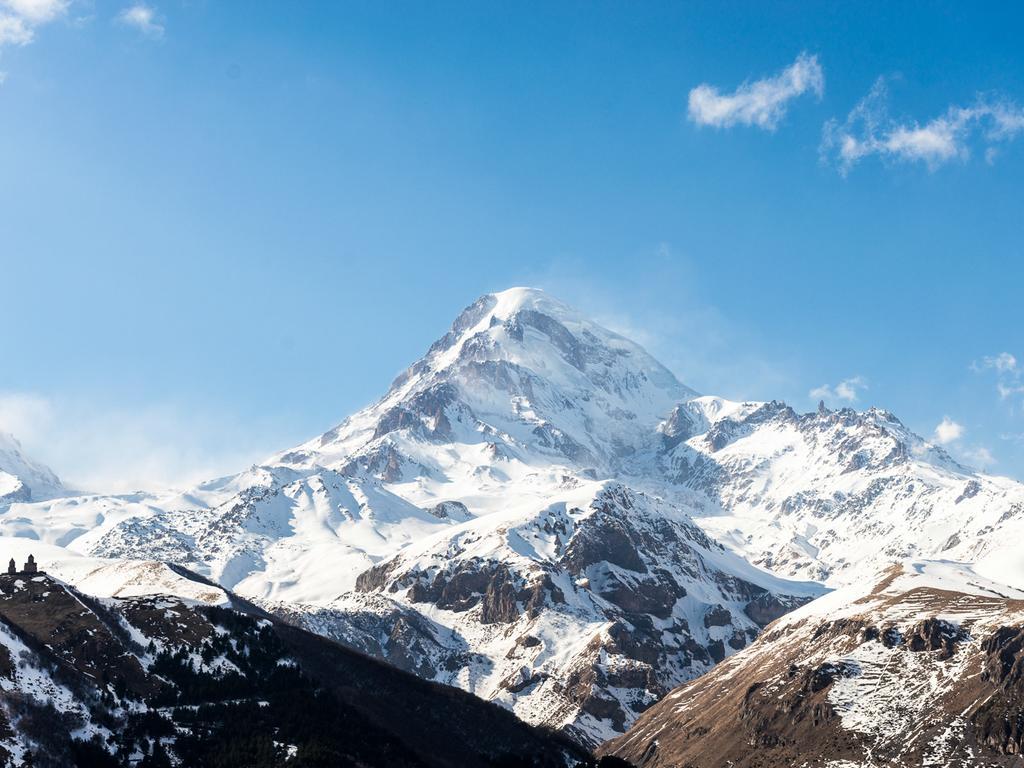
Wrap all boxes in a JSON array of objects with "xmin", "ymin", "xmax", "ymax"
[{"xmin": 0, "ymin": 571, "xmax": 595, "ymax": 768}]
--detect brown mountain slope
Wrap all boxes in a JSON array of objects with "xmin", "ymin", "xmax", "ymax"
[{"xmin": 600, "ymin": 561, "xmax": 1024, "ymax": 768}]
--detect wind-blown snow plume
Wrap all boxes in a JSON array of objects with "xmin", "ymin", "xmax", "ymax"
[
  {"xmin": 973, "ymin": 351, "xmax": 1024, "ymax": 402},
  {"xmin": 809, "ymin": 375, "xmax": 866, "ymax": 404}
]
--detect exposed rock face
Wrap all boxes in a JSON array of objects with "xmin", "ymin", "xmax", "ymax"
[
  {"xmin": 427, "ymin": 500, "xmax": 471, "ymax": 520},
  {"xmin": 480, "ymin": 565, "xmax": 522, "ymax": 624},
  {"xmin": 971, "ymin": 625, "xmax": 1024, "ymax": 756},
  {"xmin": 982, "ymin": 625, "xmax": 1024, "ymax": 688},
  {"xmin": 905, "ymin": 618, "xmax": 965, "ymax": 659},
  {"xmin": 563, "ymin": 506, "xmax": 648, "ymax": 575},
  {"xmin": 744, "ymin": 592, "xmax": 805, "ymax": 627},
  {"xmin": 703, "ymin": 605, "xmax": 732, "ymax": 627},
  {"xmin": 602, "ymin": 562, "xmax": 1024, "ymax": 768}
]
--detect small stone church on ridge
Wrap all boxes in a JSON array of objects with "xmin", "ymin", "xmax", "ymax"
[{"xmin": 6, "ymin": 555, "xmax": 39, "ymax": 575}]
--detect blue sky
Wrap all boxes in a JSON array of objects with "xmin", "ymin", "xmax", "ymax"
[{"xmin": 1, "ymin": 1, "xmax": 1023, "ymax": 489}]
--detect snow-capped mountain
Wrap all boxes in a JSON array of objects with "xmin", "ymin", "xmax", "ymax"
[
  {"xmin": 602, "ymin": 560, "xmax": 1024, "ymax": 767},
  {"xmin": 0, "ymin": 432, "xmax": 64, "ymax": 509},
  {"xmin": 2, "ymin": 287, "xmax": 1023, "ymax": 745},
  {"xmin": 290, "ymin": 287, "xmax": 697, "ymax": 478}
]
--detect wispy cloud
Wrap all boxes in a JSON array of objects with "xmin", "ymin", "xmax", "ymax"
[
  {"xmin": 0, "ymin": 14, "xmax": 32, "ymax": 46},
  {"xmin": 979, "ymin": 351, "xmax": 1018, "ymax": 375},
  {"xmin": 822, "ymin": 78, "xmax": 1024, "ymax": 174},
  {"xmin": 0, "ymin": 0, "xmax": 66, "ymax": 51},
  {"xmin": 0, "ymin": 392, "xmax": 52, "ymax": 439},
  {"xmin": 809, "ymin": 375, "xmax": 867, "ymax": 404},
  {"xmin": 961, "ymin": 445, "xmax": 996, "ymax": 469},
  {"xmin": 972, "ymin": 351, "xmax": 1024, "ymax": 402},
  {"xmin": 2, "ymin": 0, "xmax": 67, "ymax": 24},
  {"xmin": 116, "ymin": 2, "xmax": 163, "ymax": 39},
  {"xmin": 924, "ymin": 412, "xmax": 997, "ymax": 470},
  {"xmin": 0, "ymin": 391, "xmax": 282, "ymax": 494},
  {"xmin": 688, "ymin": 52, "xmax": 824, "ymax": 131},
  {"xmin": 998, "ymin": 382, "xmax": 1024, "ymax": 400},
  {"xmin": 933, "ymin": 416, "xmax": 964, "ymax": 445}
]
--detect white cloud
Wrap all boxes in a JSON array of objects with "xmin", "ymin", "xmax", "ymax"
[
  {"xmin": 997, "ymin": 382, "xmax": 1024, "ymax": 400},
  {"xmin": 822, "ymin": 78, "xmax": 1024, "ymax": 173},
  {"xmin": 961, "ymin": 445, "xmax": 996, "ymax": 469},
  {"xmin": 0, "ymin": 391, "xmax": 280, "ymax": 494},
  {"xmin": 1, "ymin": 0, "xmax": 67, "ymax": 24},
  {"xmin": 116, "ymin": 3, "xmax": 163, "ymax": 39},
  {"xmin": 688, "ymin": 52, "xmax": 824, "ymax": 130},
  {"xmin": 0, "ymin": 12, "xmax": 33, "ymax": 45},
  {"xmin": 0, "ymin": 0, "xmax": 65, "ymax": 51},
  {"xmin": 980, "ymin": 352, "xmax": 1018, "ymax": 373},
  {"xmin": 973, "ymin": 351, "xmax": 1023, "ymax": 402},
  {"xmin": 809, "ymin": 375, "xmax": 867, "ymax": 404},
  {"xmin": 933, "ymin": 416, "xmax": 964, "ymax": 445},
  {"xmin": 0, "ymin": 392, "xmax": 54, "ymax": 439},
  {"xmin": 921, "ymin": 406, "xmax": 998, "ymax": 469}
]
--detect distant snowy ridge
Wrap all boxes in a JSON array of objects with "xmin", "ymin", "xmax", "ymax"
[{"xmin": 651, "ymin": 397, "xmax": 1024, "ymax": 587}]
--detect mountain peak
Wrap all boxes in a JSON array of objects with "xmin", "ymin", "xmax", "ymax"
[
  {"xmin": 304, "ymin": 287, "xmax": 698, "ymax": 474},
  {"xmin": 439, "ymin": 287, "xmax": 691, "ymax": 381},
  {"xmin": 378, "ymin": 287, "xmax": 698, "ymax": 413}
]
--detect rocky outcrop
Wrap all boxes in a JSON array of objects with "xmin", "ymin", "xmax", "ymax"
[
  {"xmin": 743, "ymin": 592, "xmax": 809, "ymax": 627},
  {"xmin": 972, "ymin": 625, "xmax": 1024, "ymax": 756},
  {"xmin": 905, "ymin": 618, "xmax": 965, "ymax": 659}
]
